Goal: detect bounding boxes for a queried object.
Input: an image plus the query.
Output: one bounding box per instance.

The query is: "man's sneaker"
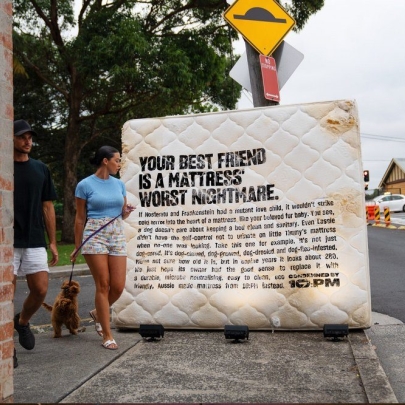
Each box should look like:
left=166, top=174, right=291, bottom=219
left=13, top=349, right=18, bottom=368
left=14, top=313, right=35, bottom=350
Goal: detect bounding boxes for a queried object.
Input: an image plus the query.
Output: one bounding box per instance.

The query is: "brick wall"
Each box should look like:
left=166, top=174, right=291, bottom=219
left=0, top=0, right=14, bottom=402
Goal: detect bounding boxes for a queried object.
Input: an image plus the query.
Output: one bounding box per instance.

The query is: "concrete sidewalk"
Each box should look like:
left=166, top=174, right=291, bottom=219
left=13, top=316, right=402, bottom=403
left=12, top=264, right=403, bottom=403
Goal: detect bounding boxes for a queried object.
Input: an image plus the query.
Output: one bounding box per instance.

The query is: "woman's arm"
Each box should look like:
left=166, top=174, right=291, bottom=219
left=70, top=197, right=87, bottom=262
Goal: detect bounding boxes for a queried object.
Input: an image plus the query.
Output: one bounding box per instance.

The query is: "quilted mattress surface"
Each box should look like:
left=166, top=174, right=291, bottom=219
left=113, top=100, right=371, bottom=330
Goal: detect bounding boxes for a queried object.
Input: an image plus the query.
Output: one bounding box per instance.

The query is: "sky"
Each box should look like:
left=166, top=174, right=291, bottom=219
left=231, top=0, right=405, bottom=189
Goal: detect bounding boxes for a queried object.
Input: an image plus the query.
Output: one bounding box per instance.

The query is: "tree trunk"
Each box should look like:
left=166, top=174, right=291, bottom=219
left=61, top=75, right=83, bottom=243
left=61, top=121, right=81, bottom=243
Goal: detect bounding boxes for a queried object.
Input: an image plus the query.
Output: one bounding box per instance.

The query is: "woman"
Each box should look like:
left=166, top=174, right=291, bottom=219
left=70, top=146, right=134, bottom=350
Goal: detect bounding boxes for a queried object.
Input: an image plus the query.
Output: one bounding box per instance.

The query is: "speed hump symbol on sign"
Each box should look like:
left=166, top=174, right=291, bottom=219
left=224, top=0, right=295, bottom=56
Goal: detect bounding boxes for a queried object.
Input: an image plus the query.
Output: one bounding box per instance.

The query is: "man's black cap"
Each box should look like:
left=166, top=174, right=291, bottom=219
left=14, top=120, right=38, bottom=137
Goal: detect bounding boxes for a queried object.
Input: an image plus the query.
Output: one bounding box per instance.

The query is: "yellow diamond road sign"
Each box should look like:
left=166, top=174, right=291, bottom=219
left=224, top=0, right=295, bottom=56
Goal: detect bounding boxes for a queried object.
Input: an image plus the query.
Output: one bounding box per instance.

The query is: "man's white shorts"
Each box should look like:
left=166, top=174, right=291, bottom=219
left=13, top=248, right=49, bottom=276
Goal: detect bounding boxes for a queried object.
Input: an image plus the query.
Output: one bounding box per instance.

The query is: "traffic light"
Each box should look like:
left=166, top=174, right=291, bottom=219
left=363, top=170, right=369, bottom=182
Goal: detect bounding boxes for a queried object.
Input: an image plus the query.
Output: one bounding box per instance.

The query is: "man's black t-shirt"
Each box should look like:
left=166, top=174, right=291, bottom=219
left=14, top=158, right=57, bottom=248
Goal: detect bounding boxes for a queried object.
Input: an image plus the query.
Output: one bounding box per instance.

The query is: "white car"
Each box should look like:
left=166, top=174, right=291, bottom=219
left=372, top=194, right=405, bottom=213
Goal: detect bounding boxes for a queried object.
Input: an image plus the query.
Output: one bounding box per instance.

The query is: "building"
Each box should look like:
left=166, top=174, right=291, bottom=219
left=378, top=158, right=405, bottom=195
left=0, top=0, right=15, bottom=401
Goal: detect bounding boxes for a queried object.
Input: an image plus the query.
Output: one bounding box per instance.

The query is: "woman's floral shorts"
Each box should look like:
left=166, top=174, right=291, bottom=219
left=81, top=217, right=126, bottom=256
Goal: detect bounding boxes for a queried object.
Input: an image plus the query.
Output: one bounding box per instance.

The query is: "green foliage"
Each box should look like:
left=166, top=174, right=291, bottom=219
left=54, top=201, right=63, bottom=216
left=13, top=0, right=240, bottom=170
left=49, top=243, right=86, bottom=267
left=46, top=231, right=86, bottom=266
left=281, top=0, right=325, bottom=31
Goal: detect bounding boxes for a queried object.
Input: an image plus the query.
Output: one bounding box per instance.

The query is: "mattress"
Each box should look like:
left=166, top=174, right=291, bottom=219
left=113, top=99, right=371, bottom=330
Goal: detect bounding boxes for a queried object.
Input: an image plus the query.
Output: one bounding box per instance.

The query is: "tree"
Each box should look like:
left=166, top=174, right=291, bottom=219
left=13, top=0, right=324, bottom=242
left=13, top=0, right=241, bottom=242
left=284, top=0, right=324, bottom=31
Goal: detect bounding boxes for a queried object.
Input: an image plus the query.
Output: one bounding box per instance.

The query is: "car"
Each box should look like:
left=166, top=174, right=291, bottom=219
left=372, top=194, right=405, bottom=213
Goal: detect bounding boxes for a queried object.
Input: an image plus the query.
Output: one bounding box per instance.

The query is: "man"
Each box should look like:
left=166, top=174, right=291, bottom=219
left=13, top=119, right=59, bottom=364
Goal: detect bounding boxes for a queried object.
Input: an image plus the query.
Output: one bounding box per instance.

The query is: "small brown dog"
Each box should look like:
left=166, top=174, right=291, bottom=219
left=42, top=279, right=81, bottom=338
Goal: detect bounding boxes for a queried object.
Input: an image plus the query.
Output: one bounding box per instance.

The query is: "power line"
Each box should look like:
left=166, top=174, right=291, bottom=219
left=362, top=159, right=392, bottom=162
left=360, top=133, right=405, bottom=142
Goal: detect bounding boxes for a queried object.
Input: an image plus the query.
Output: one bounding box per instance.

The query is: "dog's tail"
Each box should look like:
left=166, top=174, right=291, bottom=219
left=42, top=303, right=53, bottom=312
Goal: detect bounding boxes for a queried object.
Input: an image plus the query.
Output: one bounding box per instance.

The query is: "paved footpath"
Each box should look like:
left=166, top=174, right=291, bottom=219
left=13, top=327, right=398, bottom=403
left=12, top=265, right=404, bottom=403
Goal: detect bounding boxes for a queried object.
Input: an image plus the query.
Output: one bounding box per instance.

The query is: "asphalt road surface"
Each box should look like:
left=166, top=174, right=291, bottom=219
left=367, top=225, right=405, bottom=322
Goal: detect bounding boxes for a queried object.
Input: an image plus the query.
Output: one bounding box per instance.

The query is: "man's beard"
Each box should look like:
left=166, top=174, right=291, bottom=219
left=14, top=147, right=30, bottom=154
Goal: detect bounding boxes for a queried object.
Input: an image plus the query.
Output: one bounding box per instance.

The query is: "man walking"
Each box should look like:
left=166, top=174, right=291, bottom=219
left=13, top=120, right=59, bottom=365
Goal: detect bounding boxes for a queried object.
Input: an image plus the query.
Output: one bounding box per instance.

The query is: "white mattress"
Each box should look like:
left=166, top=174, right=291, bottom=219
left=113, top=100, right=371, bottom=330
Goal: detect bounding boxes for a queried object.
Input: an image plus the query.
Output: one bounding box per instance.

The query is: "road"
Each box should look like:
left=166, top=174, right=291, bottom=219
left=14, top=221, right=405, bottom=328
left=367, top=224, right=405, bottom=322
